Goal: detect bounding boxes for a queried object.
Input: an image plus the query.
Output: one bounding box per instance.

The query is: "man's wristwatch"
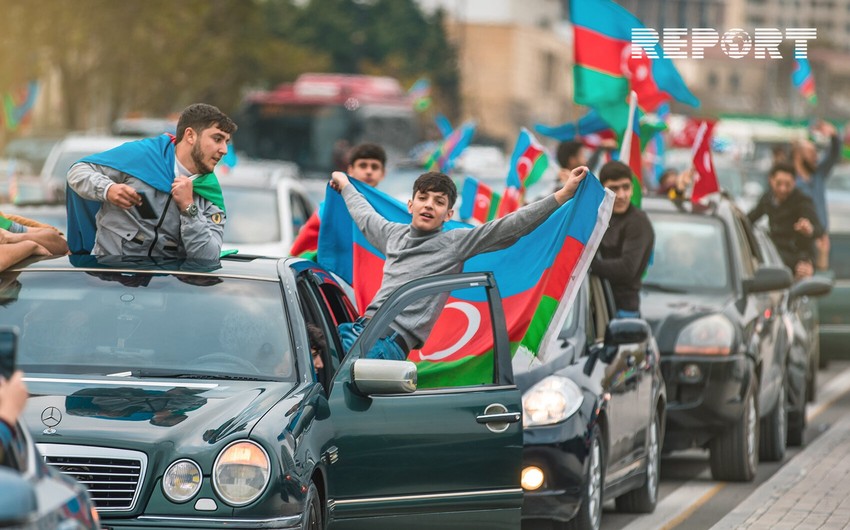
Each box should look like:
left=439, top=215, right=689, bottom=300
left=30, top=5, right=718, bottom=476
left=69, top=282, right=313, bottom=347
left=182, top=203, right=199, bottom=217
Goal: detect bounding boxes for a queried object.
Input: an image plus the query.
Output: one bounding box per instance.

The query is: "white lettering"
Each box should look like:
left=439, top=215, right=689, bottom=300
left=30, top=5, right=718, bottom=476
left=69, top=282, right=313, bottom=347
left=662, top=28, right=689, bottom=59
left=690, top=28, right=719, bottom=59
left=785, top=28, right=817, bottom=58
left=631, top=28, right=659, bottom=59
left=720, top=29, right=752, bottom=59
left=754, top=28, right=783, bottom=59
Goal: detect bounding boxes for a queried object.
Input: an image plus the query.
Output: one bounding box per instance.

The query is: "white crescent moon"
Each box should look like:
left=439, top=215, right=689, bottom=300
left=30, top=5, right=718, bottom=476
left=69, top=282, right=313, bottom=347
left=517, top=156, right=533, bottom=178
left=418, top=302, right=481, bottom=361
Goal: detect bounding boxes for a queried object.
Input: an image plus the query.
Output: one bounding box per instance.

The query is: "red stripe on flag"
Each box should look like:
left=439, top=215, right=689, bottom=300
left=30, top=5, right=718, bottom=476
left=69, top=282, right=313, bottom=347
left=574, top=26, right=627, bottom=76
left=352, top=244, right=384, bottom=314
left=472, top=185, right=493, bottom=223
left=542, top=237, right=585, bottom=300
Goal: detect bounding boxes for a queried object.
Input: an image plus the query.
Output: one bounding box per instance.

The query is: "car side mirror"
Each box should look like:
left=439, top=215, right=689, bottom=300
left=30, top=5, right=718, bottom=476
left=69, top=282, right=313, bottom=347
left=351, top=359, right=417, bottom=395
left=599, top=319, right=650, bottom=364
left=0, top=468, right=38, bottom=527
left=744, top=266, right=793, bottom=294
left=790, top=275, right=833, bottom=299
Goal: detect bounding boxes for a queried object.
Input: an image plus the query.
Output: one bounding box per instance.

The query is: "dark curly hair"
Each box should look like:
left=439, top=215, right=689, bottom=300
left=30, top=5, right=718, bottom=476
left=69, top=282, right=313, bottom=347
left=175, top=103, right=237, bottom=142
left=412, top=171, right=457, bottom=208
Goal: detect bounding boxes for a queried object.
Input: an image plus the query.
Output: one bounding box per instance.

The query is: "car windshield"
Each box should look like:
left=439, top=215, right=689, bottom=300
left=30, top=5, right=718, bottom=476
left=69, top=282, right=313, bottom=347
left=221, top=186, right=281, bottom=244
left=644, top=214, right=731, bottom=292
left=1, top=269, right=296, bottom=381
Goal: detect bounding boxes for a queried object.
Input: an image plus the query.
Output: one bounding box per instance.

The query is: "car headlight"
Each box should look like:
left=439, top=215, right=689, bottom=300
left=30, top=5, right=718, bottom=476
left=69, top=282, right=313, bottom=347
left=522, top=376, right=584, bottom=427
left=674, top=314, right=735, bottom=355
left=162, top=459, right=202, bottom=503
left=213, top=440, right=271, bottom=506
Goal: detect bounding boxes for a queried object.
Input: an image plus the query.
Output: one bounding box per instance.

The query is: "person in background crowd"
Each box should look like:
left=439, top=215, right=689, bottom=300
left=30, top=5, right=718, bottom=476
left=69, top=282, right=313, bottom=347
left=793, top=120, right=840, bottom=270
left=748, top=162, right=822, bottom=279
left=591, top=161, right=655, bottom=317
left=290, top=143, right=387, bottom=259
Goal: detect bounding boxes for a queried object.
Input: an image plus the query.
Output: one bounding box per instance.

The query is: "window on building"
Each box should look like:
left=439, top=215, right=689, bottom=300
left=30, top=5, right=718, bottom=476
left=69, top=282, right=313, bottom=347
left=729, top=72, right=741, bottom=91
left=542, top=51, right=556, bottom=94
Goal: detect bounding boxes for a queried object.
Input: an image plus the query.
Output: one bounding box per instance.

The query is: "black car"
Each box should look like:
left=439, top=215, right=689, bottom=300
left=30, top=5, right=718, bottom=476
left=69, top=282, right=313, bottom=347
left=517, top=275, right=666, bottom=530
left=5, top=255, right=527, bottom=529
left=751, top=228, right=832, bottom=445
left=641, top=196, right=792, bottom=481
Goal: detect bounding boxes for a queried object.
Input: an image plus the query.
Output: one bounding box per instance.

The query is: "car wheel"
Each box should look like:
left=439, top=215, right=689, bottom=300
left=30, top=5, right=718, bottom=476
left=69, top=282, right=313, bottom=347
left=566, top=425, right=604, bottom=530
left=759, top=378, right=787, bottom=462
left=709, top=382, right=758, bottom=482
left=807, top=345, right=818, bottom=403
left=615, top=412, right=660, bottom=513
left=302, top=482, right=323, bottom=530
left=788, top=375, right=807, bottom=447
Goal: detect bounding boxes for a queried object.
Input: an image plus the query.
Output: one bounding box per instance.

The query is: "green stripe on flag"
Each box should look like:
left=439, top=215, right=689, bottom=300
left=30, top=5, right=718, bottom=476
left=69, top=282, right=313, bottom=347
left=0, top=214, right=12, bottom=231
left=519, top=295, right=559, bottom=353
left=417, top=351, right=495, bottom=389
left=631, top=175, right=642, bottom=208
left=526, top=154, right=548, bottom=189
left=573, top=66, right=629, bottom=109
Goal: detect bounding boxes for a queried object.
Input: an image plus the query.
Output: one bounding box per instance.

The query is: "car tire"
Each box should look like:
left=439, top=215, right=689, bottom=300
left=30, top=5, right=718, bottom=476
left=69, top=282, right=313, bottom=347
left=615, top=412, right=660, bottom=514
left=759, top=378, right=787, bottom=462
left=788, top=375, right=807, bottom=447
left=566, top=424, right=604, bottom=530
left=302, top=482, right=323, bottom=530
left=709, top=382, right=758, bottom=482
left=807, top=343, right=818, bottom=403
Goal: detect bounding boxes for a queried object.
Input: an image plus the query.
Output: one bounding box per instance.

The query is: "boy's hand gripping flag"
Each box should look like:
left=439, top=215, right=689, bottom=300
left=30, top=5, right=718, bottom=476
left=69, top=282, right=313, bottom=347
left=318, top=176, right=614, bottom=388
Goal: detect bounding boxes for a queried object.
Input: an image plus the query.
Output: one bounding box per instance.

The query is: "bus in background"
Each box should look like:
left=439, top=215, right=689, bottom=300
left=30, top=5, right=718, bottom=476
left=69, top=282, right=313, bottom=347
left=234, top=73, right=422, bottom=177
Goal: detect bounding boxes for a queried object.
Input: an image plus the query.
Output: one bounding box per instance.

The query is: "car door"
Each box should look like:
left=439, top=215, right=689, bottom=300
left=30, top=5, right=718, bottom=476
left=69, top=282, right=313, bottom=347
left=323, top=272, right=523, bottom=530
left=733, top=213, right=784, bottom=405
left=587, top=277, right=642, bottom=478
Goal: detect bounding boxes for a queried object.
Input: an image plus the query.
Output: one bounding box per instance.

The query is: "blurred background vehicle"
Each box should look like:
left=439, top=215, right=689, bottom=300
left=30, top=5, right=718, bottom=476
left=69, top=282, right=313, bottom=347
left=752, top=227, right=833, bottom=446
left=38, top=135, right=133, bottom=203
left=641, top=195, right=792, bottom=481
left=217, top=159, right=315, bottom=256
left=234, top=73, right=422, bottom=178
left=818, top=164, right=850, bottom=365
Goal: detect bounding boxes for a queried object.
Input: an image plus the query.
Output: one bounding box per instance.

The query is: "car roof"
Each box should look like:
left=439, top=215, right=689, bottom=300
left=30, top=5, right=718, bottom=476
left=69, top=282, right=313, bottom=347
left=10, top=254, right=296, bottom=280
left=642, top=195, right=735, bottom=219
left=55, top=135, right=136, bottom=151
left=216, top=160, right=300, bottom=189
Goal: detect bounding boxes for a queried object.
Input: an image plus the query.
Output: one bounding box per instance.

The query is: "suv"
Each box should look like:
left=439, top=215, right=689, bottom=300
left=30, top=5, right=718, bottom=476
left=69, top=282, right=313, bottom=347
left=641, top=195, right=792, bottom=481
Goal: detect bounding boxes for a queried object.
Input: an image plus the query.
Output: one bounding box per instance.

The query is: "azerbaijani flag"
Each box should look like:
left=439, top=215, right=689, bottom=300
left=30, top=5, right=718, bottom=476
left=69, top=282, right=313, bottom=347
left=423, top=121, right=476, bottom=173
left=792, top=58, right=817, bottom=105
left=571, top=0, right=699, bottom=113
left=1, top=80, right=39, bottom=132
left=508, top=128, right=549, bottom=190
left=408, top=77, right=432, bottom=112
left=459, top=177, right=501, bottom=224
left=619, top=91, right=643, bottom=207
left=535, top=109, right=612, bottom=142
left=317, top=177, right=614, bottom=387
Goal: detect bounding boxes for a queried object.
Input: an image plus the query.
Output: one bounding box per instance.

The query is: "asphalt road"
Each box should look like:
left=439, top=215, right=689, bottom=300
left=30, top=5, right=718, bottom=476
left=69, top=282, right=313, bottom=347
left=600, top=360, right=850, bottom=530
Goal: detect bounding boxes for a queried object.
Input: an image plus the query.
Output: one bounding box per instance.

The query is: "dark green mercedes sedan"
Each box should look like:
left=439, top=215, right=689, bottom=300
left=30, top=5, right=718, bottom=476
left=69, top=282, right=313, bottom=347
left=2, top=255, right=524, bottom=530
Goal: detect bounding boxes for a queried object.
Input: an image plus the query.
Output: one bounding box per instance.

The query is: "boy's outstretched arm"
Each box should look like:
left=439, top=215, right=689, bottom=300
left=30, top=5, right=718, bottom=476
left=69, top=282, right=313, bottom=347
left=455, top=166, right=589, bottom=260
left=554, top=166, right=588, bottom=205
left=328, top=171, right=400, bottom=255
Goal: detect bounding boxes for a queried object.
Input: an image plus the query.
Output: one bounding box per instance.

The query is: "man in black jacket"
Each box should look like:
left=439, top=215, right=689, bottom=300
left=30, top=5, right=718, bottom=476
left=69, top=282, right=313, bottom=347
left=591, top=161, right=655, bottom=317
left=748, top=162, right=823, bottom=279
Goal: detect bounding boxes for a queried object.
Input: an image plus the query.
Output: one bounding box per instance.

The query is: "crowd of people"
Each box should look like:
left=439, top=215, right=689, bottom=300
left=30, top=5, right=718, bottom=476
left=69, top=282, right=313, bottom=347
left=0, top=104, right=844, bottom=455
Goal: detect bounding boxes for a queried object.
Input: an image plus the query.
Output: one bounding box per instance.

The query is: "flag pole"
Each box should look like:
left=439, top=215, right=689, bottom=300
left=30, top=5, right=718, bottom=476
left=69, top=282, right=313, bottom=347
left=619, top=91, right=638, bottom=163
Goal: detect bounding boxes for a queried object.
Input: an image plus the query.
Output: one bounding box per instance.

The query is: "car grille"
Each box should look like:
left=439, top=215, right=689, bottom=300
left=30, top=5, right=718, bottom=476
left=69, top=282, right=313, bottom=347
left=38, top=444, right=147, bottom=512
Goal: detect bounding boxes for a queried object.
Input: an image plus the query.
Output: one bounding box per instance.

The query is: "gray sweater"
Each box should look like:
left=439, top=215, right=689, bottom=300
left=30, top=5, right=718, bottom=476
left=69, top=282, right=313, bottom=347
left=341, top=185, right=561, bottom=350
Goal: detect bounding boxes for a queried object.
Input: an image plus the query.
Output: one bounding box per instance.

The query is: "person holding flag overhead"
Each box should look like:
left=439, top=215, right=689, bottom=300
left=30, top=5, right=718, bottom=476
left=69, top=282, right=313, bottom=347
left=289, top=143, right=387, bottom=259
left=66, top=103, right=236, bottom=260
left=591, top=161, right=655, bottom=318
left=327, top=166, right=590, bottom=361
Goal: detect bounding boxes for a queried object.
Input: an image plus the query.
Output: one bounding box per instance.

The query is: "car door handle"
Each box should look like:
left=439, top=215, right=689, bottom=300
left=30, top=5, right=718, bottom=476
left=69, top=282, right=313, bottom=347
left=476, top=412, right=521, bottom=424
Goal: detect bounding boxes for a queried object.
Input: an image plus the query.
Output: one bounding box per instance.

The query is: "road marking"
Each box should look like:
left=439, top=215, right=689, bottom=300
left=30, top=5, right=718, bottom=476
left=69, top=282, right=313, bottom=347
left=619, top=482, right=725, bottom=530
left=807, top=363, right=850, bottom=421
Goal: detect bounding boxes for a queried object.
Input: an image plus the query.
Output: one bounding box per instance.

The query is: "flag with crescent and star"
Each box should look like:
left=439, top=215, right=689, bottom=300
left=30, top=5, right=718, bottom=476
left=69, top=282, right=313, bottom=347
left=317, top=175, right=613, bottom=387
